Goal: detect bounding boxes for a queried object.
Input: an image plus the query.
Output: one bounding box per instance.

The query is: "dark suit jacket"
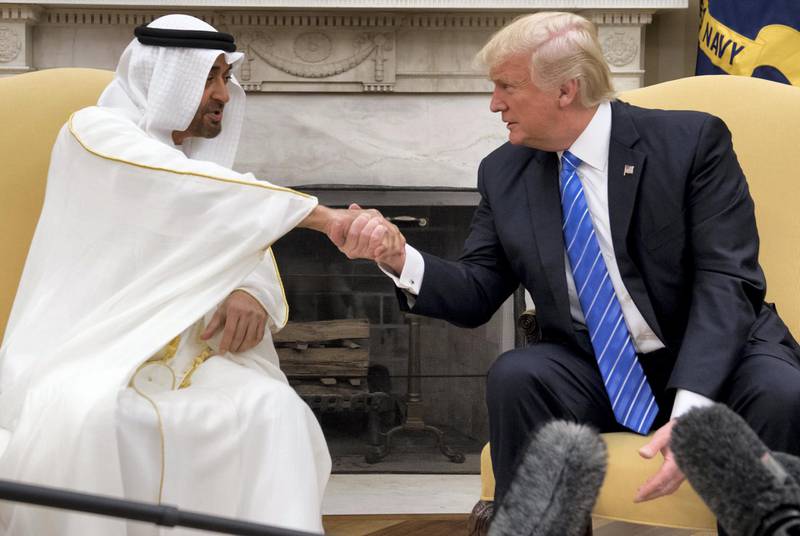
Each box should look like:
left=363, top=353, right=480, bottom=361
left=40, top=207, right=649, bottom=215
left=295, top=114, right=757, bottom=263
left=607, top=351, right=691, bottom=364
left=403, top=100, right=799, bottom=401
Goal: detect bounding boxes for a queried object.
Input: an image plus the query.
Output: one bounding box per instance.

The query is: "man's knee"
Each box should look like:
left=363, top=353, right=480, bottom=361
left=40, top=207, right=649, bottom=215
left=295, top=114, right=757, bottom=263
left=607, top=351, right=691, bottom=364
left=730, top=355, right=800, bottom=410
left=229, top=371, right=309, bottom=421
left=257, top=379, right=305, bottom=409
left=487, top=345, right=562, bottom=408
left=744, top=369, right=800, bottom=420
left=726, top=355, right=800, bottom=452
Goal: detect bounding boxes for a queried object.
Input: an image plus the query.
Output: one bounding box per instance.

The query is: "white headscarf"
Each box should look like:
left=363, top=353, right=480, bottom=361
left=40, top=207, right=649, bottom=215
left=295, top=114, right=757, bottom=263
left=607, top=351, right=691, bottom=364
left=98, top=14, right=246, bottom=168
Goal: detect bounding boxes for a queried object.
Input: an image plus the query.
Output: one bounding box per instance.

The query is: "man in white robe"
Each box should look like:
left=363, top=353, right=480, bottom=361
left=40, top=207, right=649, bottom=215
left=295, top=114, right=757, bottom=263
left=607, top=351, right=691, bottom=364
left=0, top=14, right=363, bottom=535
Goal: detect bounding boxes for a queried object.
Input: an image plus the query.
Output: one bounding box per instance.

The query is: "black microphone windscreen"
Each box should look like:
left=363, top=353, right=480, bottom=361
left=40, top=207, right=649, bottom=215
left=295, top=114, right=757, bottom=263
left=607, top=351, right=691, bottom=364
left=489, top=421, right=607, bottom=536
left=775, top=453, right=800, bottom=484
left=671, top=404, right=800, bottom=536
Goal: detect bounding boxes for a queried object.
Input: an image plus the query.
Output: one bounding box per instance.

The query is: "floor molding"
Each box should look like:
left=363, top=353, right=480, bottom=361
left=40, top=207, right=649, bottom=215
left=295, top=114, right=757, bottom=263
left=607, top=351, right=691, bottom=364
left=323, top=473, right=481, bottom=515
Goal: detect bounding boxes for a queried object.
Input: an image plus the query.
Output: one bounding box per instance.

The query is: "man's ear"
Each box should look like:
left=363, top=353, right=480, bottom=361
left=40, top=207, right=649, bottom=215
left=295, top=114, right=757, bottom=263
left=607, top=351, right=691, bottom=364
left=557, top=78, right=580, bottom=108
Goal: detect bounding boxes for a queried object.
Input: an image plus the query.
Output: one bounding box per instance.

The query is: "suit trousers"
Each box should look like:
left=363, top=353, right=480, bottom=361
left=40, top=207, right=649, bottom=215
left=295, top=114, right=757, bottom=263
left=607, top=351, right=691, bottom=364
left=486, top=341, right=800, bottom=505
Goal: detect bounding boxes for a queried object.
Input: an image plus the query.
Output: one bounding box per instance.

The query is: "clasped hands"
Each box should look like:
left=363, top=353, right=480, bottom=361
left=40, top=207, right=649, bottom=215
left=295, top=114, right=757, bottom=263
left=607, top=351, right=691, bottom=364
left=314, top=203, right=407, bottom=275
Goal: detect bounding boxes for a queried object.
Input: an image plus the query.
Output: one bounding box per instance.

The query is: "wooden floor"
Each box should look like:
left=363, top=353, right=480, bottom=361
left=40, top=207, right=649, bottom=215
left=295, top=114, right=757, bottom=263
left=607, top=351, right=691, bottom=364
left=324, top=514, right=467, bottom=536
left=323, top=514, right=717, bottom=536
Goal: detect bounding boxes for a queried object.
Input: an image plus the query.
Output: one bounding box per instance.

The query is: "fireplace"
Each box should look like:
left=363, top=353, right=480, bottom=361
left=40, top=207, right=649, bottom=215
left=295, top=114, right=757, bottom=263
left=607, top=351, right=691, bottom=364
left=272, top=190, right=511, bottom=470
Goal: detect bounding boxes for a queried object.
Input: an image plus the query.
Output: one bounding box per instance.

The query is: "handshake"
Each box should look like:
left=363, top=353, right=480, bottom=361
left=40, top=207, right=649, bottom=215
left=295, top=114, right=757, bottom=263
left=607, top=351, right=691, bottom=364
left=301, top=203, right=408, bottom=275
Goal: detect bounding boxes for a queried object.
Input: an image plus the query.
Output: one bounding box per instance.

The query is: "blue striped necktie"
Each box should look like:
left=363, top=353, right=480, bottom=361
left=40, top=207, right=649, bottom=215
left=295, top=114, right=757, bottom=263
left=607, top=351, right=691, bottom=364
left=559, top=151, right=658, bottom=434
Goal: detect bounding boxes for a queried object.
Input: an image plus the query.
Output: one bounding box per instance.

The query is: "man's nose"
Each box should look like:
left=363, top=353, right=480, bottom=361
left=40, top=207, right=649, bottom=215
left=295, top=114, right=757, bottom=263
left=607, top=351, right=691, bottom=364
left=212, top=78, right=230, bottom=104
left=489, top=89, right=506, bottom=113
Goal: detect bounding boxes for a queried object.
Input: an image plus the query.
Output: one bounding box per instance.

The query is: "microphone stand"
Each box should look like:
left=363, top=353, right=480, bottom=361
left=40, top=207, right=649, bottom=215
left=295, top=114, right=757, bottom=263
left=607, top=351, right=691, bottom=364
left=0, top=479, right=318, bottom=536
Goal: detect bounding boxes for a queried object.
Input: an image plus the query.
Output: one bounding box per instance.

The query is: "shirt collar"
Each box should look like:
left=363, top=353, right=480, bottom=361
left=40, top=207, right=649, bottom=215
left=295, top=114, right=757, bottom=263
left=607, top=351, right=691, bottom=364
left=560, top=100, right=611, bottom=173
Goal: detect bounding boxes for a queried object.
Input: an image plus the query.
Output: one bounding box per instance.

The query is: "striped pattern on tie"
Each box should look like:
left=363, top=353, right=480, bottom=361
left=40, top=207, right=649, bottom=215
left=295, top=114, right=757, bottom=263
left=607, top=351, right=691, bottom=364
left=559, top=150, right=658, bottom=434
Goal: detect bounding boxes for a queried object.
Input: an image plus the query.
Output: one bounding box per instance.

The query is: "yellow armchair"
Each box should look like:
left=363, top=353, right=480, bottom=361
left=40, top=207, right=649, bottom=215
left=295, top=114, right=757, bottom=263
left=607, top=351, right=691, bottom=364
left=1, top=68, right=114, bottom=341
left=475, top=75, right=800, bottom=532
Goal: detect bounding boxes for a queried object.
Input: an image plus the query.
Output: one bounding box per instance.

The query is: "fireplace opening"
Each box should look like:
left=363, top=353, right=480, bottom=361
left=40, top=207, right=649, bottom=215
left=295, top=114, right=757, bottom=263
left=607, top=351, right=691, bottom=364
left=272, top=199, right=512, bottom=473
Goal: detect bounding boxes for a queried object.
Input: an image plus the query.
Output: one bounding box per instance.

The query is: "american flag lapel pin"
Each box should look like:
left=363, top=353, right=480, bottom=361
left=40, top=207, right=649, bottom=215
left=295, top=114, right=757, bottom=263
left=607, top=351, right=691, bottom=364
left=623, top=164, right=635, bottom=176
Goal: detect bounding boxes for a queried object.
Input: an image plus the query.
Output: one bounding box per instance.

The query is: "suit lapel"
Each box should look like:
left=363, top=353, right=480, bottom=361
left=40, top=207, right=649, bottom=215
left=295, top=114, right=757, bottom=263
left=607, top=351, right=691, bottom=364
left=608, top=141, right=644, bottom=264
left=608, top=101, right=664, bottom=342
left=522, top=151, right=574, bottom=333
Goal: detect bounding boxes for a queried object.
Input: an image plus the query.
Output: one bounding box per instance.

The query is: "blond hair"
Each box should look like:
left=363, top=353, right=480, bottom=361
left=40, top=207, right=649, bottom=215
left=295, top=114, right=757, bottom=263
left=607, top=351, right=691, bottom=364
left=477, top=12, right=615, bottom=107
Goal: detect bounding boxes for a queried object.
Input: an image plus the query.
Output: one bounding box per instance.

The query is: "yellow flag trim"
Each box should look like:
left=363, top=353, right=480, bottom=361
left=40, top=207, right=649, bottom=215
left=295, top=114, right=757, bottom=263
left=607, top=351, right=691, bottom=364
left=698, top=0, right=800, bottom=86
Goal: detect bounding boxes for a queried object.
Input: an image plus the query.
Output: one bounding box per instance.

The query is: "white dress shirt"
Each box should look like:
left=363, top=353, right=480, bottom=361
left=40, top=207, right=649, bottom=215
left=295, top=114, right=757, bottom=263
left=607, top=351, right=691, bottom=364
left=382, top=101, right=712, bottom=420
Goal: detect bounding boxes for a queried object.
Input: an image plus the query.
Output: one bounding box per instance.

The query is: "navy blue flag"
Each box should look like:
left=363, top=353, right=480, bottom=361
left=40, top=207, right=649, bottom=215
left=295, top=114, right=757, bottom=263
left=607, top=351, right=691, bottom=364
left=696, top=0, right=800, bottom=86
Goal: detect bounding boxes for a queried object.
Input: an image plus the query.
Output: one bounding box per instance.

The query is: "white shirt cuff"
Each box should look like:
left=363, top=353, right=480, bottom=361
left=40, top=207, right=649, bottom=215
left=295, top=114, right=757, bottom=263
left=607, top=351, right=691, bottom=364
left=379, top=244, right=424, bottom=307
left=670, top=389, right=715, bottom=420
left=379, top=244, right=424, bottom=294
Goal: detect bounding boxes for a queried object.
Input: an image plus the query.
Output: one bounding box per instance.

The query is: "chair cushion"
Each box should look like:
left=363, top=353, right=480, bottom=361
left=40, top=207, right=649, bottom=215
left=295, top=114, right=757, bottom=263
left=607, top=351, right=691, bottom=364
left=593, top=433, right=715, bottom=530
left=0, top=68, right=113, bottom=340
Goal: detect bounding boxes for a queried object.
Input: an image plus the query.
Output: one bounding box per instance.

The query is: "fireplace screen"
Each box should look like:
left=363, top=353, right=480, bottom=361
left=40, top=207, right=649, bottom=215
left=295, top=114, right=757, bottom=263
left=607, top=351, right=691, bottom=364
left=272, top=202, right=510, bottom=474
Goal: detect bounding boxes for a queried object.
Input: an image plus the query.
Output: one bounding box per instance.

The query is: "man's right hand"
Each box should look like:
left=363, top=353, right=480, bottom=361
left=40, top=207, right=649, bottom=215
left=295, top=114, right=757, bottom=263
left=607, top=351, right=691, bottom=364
left=298, top=204, right=408, bottom=274
left=298, top=205, right=368, bottom=245
left=335, top=203, right=407, bottom=275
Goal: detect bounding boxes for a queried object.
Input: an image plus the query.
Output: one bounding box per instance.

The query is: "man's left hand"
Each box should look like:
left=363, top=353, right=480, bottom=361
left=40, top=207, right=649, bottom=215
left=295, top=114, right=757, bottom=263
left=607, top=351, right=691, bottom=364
left=634, top=419, right=685, bottom=502
left=200, top=290, right=267, bottom=354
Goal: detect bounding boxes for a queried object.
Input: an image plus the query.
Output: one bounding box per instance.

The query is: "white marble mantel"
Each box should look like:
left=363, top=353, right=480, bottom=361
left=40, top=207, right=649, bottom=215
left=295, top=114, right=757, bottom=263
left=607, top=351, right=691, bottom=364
left=1, top=0, right=687, bottom=188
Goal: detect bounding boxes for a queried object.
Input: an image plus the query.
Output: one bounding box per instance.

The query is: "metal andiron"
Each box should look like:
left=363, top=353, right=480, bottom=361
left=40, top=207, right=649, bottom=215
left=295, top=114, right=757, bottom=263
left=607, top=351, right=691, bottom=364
left=366, top=313, right=465, bottom=464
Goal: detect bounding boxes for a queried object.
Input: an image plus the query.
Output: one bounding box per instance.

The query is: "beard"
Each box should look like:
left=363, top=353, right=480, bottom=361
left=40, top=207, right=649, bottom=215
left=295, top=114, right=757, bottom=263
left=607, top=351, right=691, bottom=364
left=185, top=104, right=224, bottom=139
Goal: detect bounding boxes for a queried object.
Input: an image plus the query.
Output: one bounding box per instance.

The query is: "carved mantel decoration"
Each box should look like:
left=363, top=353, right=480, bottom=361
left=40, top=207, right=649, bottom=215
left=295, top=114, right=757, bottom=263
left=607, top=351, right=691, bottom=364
left=0, top=26, right=22, bottom=62
left=603, top=30, right=639, bottom=66
left=235, top=22, right=397, bottom=92
left=2, top=1, right=687, bottom=91
left=0, top=4, right=39, bottom=75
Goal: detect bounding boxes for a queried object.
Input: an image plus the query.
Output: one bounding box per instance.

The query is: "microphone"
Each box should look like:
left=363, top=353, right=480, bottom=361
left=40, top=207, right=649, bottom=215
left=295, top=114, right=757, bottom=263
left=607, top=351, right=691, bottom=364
left=489, top=421, right=607, bottom=536
left=774, top=452, right=800, bottom=485
left=671, top=403, right=800, bottom=536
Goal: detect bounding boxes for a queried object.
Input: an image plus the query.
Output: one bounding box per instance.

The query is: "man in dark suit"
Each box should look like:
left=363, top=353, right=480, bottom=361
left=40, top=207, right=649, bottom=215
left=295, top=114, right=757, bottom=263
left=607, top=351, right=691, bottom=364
left=335, top=10, right=800, bottom=510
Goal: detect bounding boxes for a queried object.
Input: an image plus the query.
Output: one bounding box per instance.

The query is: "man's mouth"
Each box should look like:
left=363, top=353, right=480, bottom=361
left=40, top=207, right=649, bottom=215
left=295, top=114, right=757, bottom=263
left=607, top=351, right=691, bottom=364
left=206, top=109, right=223, bottom=122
